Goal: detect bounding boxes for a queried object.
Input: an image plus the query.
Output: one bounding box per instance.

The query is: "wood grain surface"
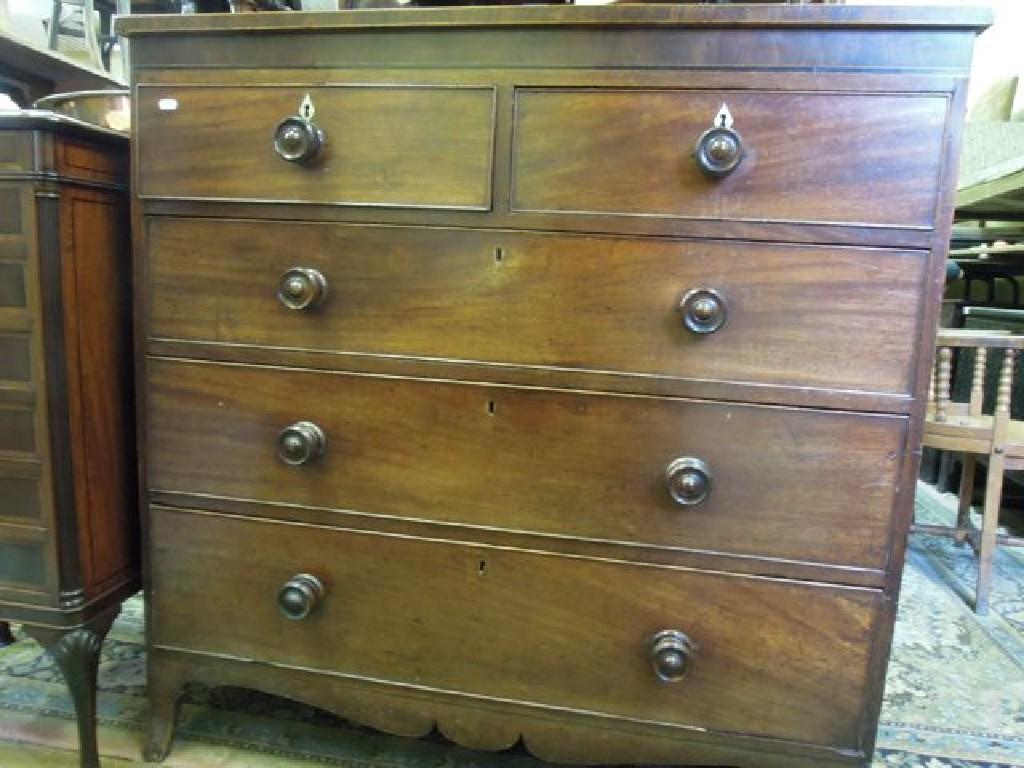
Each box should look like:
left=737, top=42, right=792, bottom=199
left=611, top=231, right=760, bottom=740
left=146, top=358, right=906, bottom=569
left=137, top=86, right=495, bottom=209
left=58, top=185, right=137, bottom=600
left=150, top=504, right=880, bottom=749
left=513, top=89, right=948, bottom=229
left=121, top=5, right=989, bottom=765
left=147, top=218, right=926, bottom=397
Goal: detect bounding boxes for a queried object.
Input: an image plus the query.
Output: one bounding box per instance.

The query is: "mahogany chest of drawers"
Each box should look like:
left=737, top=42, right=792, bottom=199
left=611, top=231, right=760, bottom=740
left=119, top=6, right=990, bottom=767
left=0, top=112, right=137, bottom=768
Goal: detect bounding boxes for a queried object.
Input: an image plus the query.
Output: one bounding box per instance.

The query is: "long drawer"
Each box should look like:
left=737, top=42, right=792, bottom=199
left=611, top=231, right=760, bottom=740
left=512, top=88, right=947, bottom=229
left=150, top=505, right=880, bottom=750
left=147, top=358, right=905, bottom=570
left=146, top=218, right=926, bottom=398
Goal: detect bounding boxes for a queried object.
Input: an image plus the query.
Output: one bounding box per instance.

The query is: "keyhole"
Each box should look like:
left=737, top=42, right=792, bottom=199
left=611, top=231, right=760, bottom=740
left=494, top=246, right=504, bottom=263
left=715, top=103, right=732, bottom=129
left=478, top=560, right=487, bottom=575
left=487, top=400, right=497, bottom=415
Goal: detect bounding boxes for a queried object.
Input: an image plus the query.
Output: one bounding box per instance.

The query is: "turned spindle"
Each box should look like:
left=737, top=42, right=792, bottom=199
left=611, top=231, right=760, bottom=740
left=935, top=346, right=952, bottom=422
left=969, top=346, right=987, bottom=417
left=928, top=356, right=937, bottom=406
left=996, top=348, right=1015, bottom=416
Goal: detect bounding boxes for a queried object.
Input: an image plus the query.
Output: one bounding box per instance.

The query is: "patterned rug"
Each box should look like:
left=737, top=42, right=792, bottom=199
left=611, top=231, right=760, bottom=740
left=1, top=483, right=1022, bottom=767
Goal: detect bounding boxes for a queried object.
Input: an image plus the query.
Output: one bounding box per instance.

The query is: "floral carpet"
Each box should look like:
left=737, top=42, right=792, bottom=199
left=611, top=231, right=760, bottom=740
left=1, top=483, right=1022, bottom=767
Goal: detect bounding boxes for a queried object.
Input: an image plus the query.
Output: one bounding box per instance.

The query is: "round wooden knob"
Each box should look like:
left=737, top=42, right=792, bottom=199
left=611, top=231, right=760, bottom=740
left=679, top=288, right=727, bottom=335
left=694, top=125, right=743, bottom=178
left=276, top=421, right=327, bottom=466
left=277, top=573, right=325, bottom=621
left=649, top=629, right=698, bottom=683
left=273, top=116, right=324, bottom=164
left=666, top=457, right=712, bottom=506
left=278, top=267, right=327, bottom=311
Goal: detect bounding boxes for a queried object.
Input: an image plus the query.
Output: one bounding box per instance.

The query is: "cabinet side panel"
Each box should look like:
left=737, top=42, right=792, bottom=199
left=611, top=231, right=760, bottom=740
left=60, top=181, right=137, bottom=598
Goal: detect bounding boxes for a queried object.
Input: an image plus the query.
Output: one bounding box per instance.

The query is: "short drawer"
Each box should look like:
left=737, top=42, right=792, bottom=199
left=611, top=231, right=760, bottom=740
left=513, top=89, right=947, bottom=229
left=136, top=85, right=495, bottom=209
left=147, top=218, right=926, bottom=398
left=151, top=506, right=879, bottom=749
left=0, top=539, right=46, bottom=589
left=0, top=334, right=30, bottom=381
left=0, top=472, right=41, bottom=523
left=0, top=185, right=29, bottom=261
left=0, top=132, right=32, bottom=174
left=0, top=405, right=35, bottom=454
left=0, top=261, right=27, bottom=309
left=147, top=359, right=905, bottom=570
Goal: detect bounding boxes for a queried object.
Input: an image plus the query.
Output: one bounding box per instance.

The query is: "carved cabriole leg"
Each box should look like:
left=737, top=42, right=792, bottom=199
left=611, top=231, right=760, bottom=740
left=0, top=621, right=14, bottom=647
left=24, top=607, right=118, bottom=768
left=143, top=656, right=188, bottom=763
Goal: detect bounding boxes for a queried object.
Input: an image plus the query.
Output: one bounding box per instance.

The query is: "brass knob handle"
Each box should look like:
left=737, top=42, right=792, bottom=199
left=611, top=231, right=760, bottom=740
left=276, top=421, right=327, bottom=466
left=278, top=267, right=327, bottom=311
left=277, top=573, right=325, bottom=621
left=666, top=457, right=713, bottom=506
left=679, top=288, right=726, bottom=335
left=273, top=116, right=324, bottom=164
left=649, top=629, right=698, bottom=683
left=695, top=125, right=743, bottom=178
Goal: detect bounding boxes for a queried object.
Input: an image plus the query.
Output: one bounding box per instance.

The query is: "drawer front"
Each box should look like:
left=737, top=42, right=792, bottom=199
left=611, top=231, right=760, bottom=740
left=57, top=137, right=130, bottom=187
left=137, top=86, right=495, bottom=209
left=0, top=540, right=46, bottom=588
left=0, top=405, right=35, bottom=454
left=513, top=89, right=947, bottom=229
left=0, top=474, right=40, bottom=523
left=0, top=185, right=29, bottom=262
left=147, top=359, right=904, bottom=569
left=0, top=132, right=32, bottom=174
left=0, top=261, right=26, bottom=308
left=151, top=506, right=878, bottom=748
left=147, top=218, right=925, bottom=397
left=0, top=334, right=30, bottom=381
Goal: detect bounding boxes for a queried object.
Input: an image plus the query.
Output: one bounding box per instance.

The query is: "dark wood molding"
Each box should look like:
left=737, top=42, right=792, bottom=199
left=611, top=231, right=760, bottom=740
left=116, top=5, right=993, bottom=35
